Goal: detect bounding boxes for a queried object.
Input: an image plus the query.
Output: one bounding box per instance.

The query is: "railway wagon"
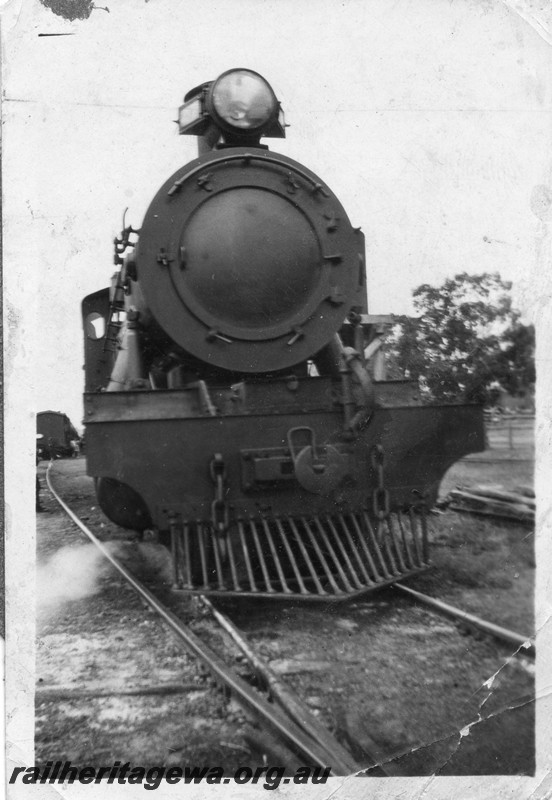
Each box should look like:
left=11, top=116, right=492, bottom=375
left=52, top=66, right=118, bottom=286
left=37, top=411, right=80, bottom=459
left=82, top=68, right=485, bottom=600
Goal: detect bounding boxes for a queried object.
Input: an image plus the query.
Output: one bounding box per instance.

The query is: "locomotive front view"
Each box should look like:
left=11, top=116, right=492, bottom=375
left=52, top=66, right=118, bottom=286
left=82, top=69, right=484, bottom=599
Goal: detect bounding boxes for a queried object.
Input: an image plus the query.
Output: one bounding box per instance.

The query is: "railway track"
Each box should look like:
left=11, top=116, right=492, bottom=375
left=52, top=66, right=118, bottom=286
left=393, top=583, right=534, bottom=660
left=45, top=464, right=363, bottom=776
left=41, top=461, right=536, bottom=776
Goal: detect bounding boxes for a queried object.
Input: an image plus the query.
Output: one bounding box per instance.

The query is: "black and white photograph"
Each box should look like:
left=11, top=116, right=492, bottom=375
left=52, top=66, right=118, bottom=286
left=3, top=0, right=551, bottom=797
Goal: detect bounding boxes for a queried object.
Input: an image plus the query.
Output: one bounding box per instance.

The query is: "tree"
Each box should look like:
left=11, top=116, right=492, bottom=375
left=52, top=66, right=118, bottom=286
left=387, top=272, right=535, bottom=405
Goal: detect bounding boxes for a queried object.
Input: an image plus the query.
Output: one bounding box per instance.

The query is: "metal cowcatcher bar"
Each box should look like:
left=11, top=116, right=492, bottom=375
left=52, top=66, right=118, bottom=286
left=170, top=508, right=430, bottom=600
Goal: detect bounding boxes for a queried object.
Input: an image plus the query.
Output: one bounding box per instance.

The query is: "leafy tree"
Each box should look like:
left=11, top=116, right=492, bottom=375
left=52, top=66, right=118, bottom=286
left=387, top=272, right=535, bottom=405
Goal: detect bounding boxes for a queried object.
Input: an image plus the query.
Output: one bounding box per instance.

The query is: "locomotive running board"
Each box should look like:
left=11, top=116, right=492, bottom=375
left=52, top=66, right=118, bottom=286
left=169, top=509, right=430, bottom=601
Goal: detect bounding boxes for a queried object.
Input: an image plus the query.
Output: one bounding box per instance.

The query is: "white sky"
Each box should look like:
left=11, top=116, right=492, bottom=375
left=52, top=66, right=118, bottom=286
left=3, top=0, right=552, bottom=435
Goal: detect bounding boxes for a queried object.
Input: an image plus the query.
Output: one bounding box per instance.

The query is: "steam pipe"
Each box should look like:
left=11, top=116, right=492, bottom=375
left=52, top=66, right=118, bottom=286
left=106, top=312, right=148, bottom=391
left=316, top=335, right=375, bottom=432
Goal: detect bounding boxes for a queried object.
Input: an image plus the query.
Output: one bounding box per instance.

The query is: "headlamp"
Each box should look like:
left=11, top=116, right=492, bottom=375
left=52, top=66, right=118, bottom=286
left=208, top=69, right=277, bottom=133
left=177, top=69, right=285, bottom=141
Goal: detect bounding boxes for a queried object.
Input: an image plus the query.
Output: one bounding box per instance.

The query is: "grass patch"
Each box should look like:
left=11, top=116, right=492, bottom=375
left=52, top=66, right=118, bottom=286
left=411, top=449, right=535, bottom=632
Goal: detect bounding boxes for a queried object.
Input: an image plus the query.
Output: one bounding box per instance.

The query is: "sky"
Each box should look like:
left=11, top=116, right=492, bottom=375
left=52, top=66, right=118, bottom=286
left=3, top=0, right=552, bottom=437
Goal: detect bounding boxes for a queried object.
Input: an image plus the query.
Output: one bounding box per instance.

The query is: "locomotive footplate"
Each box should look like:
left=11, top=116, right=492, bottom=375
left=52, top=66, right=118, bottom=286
left=168, top=507, right=429, bottom=601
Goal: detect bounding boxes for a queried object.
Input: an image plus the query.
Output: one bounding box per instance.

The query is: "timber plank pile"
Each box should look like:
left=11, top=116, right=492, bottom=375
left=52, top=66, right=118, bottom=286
left=445, top=484, right=535, bottom=525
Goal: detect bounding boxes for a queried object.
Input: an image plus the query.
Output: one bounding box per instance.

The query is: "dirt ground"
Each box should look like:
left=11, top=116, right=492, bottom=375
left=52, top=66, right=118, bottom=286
left=35, top=447, right=535, bottom=776
left=35, top=506, right=266, bottom=771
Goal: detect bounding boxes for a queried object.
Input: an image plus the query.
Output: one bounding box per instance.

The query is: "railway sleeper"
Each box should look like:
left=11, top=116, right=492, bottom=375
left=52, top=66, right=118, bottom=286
left=169, top=509, right=430, bottom=600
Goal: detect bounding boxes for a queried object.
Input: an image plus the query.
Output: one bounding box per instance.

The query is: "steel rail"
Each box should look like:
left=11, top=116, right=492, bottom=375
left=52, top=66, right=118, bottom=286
left=200, top=596, right=366, bottom=775
left=394, top=583, right=535, bottom=659
left=45, top=465, right=354, bottom=775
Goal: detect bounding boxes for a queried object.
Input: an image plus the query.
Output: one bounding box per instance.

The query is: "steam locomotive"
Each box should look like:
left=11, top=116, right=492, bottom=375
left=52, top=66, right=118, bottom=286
left=82, top=69, right=484, bottom=600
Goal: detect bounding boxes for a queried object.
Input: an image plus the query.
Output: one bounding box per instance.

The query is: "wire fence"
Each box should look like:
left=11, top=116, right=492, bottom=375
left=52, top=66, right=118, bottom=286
left=485, top=415, right=535, bottom=451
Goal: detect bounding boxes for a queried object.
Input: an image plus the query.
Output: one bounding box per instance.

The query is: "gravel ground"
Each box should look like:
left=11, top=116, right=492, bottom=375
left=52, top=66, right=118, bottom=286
left=35, top=455, right=535, bottom=775
left=36, top=471, right=263, bottom=770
